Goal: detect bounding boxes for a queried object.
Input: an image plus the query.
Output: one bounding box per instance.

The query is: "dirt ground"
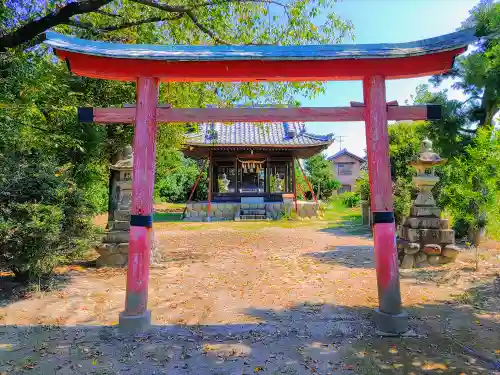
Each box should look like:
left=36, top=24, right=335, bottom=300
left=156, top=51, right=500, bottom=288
left=1, top=222, right=499, bottom=374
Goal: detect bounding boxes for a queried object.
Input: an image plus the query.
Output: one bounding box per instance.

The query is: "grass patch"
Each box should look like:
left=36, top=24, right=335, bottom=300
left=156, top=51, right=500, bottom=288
left=153, top=212, right=183, bottom=222
left=486, top=207, right=500, bottom=241
left=153, top=199, right=366, bottom=233
left=321, top=199, right=367, bottom=234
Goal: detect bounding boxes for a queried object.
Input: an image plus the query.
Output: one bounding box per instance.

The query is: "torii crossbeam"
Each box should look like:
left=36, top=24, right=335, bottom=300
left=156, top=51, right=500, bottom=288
left=45, top=28, right=478, bottom=335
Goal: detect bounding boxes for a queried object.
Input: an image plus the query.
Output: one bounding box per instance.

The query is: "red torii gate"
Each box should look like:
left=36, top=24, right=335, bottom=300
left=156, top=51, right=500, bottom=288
left=44, top=29, right=477, bottom=334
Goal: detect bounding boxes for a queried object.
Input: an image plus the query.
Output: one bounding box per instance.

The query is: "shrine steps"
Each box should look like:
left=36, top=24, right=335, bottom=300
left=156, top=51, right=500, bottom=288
left=241, top=209, right=266, bottom=215
left=239, top=214, right=267, bottom=221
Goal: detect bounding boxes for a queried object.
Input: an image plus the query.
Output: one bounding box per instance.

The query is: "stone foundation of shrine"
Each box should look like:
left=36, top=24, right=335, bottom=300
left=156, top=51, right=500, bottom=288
left=183, top=201, right=320, bottom=221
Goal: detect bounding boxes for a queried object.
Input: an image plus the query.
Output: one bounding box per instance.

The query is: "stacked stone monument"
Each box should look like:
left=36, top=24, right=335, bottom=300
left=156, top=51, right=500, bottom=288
left=398, top=139, right=460, bottom=269
left=95, top=146, right=133, bottom=267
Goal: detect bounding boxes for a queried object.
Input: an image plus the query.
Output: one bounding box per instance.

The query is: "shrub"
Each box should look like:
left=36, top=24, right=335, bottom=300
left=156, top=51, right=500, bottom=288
left=393, top=177, right=415, bottom=225
left=155, top=155, right=208, bottom=203
left=340, top=192, right=360, bottom=208
left=0, top=151, right=96, bottom=281
left=320, top=178, right=341, bottom=200
left=355, top=172, right=370, bottom=199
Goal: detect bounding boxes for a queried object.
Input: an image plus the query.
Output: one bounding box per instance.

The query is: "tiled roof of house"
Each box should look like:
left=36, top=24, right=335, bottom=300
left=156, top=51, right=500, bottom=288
left=328, top=148, right=365, bottom=162
left=44, top=28, right=476, bottom=61
left=184, top=122, right=334, bottom=147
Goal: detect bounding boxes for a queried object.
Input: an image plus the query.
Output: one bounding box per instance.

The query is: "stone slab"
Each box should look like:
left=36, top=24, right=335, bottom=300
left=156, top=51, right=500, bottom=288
left=95, top=243, right=117, bottom=256
left=401, top=227, right=454, bottom=245
left=103, top=231, right=130, bottom=243
left=117, top=243, right=129, bottom=253
left=410, top=206, right=441, bottom=218
left=112, top=220, right=130, bottom=231
left=96, top=252, right=127, bottom=267
left=241, top=197, right=264, bottom=204
left=117, top=181, right=132, bottom=190
left=440, top=219, right=450, bottom=229
left=114, top=210, right=130, bottom=221
left=413, top=191, right=436, bottom=207
left=404, top=217, right=441, bottom=229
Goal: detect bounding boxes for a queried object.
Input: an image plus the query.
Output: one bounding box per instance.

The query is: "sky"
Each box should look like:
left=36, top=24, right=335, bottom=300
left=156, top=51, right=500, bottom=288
left=303, top=0, right=478, bottom=157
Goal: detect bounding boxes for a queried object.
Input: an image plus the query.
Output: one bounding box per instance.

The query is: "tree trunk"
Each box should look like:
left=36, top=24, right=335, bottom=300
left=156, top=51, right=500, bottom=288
left=468, top=225, right=486, bottom=247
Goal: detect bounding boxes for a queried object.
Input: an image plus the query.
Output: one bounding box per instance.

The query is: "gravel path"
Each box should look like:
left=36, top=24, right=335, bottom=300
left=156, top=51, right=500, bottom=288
left=1, top=224, right=499, bottom=374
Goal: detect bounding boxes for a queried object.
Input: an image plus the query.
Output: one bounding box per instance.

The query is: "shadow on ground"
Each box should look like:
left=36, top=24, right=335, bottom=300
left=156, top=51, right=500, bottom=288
left=0, top=274, right=72, bottom=308
left=1, top=297, right=499, bottom=375
left=306, top=245, right=375, bottom=269
left=320, top=214, right=372, bottom=238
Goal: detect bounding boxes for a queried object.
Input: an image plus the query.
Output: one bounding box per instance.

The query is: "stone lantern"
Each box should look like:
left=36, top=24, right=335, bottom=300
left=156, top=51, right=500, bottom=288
left=397, top=139, right=460, bottom=268
left=410, top=138, right=446, bottom=208
left=96, top=146, right=133, bottom=267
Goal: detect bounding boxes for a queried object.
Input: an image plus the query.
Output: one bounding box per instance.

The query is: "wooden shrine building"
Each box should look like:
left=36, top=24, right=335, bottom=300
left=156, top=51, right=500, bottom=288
left=182, top=121, right=333, bottom=203
left=44, top=28, right=479, bottom=335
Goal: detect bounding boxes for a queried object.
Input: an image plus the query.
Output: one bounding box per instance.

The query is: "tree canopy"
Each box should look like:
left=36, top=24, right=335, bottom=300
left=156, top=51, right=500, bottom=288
left=430, top=0, right=499, bottom=129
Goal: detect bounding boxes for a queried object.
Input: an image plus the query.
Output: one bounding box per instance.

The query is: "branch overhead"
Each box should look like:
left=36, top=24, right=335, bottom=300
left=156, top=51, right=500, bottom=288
left=0, top=0, right=113, bottom=51
left=1, top=0, right=289, bottom=50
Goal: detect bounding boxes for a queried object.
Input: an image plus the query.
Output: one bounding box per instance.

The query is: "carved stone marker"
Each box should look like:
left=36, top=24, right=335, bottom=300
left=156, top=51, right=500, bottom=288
left=96, top=146, right=133, bottom=267
left=398, top=139, right=460, bottom=268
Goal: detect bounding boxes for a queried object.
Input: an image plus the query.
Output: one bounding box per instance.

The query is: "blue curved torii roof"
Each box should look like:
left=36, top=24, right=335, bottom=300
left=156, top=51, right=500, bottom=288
left=43, top=28, right=477, bottom=62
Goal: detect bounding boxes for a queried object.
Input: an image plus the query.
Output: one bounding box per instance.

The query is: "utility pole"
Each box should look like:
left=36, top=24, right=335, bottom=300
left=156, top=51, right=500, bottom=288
left=336, top=135, right=347, bottom=151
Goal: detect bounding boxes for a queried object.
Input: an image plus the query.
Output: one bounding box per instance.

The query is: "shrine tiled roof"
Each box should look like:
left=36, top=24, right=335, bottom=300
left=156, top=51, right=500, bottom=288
left=184, top=122, right=334, bottom=148
left=44, top=28, right=477, bottom=62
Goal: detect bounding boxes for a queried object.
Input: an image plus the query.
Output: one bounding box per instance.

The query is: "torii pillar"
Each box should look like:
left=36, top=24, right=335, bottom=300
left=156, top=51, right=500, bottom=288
left=118, top=77, right=159, bottom=332
left=364, top=76, right=407, bottom=334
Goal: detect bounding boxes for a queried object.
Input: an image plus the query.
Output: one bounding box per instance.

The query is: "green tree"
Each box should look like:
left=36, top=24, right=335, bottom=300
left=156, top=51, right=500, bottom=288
left=430, top=1, right=500, bottom=129
left=302, top=153, right=340, bottom=200
left=413, top=85, right=475, bottom=157
left=439, top=127, right=500, bottom=243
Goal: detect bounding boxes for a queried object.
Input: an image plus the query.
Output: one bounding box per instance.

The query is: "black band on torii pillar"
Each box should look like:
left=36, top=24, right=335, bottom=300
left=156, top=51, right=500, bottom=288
left=130, top=214, right=153, bottom=228
left=78, top=107, right=94, bottom=123
left=372, top=211, right=395, bottom=224
left=426, top=104, right=442, bottom=120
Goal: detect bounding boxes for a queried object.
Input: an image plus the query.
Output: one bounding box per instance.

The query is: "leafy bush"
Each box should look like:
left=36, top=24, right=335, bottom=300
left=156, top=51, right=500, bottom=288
left=438, top=128, right=500, bottom=237
left=0, top=151, right=96, bottom=281
left=155, top=154, right=208, bottom=203
left=320, top=178, right=341, bottom=200
left=355, top=172, right=370, bottom=199
left=393, top=177, right=415, bottom=225
left=340, top=192, right=360, bottom=208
